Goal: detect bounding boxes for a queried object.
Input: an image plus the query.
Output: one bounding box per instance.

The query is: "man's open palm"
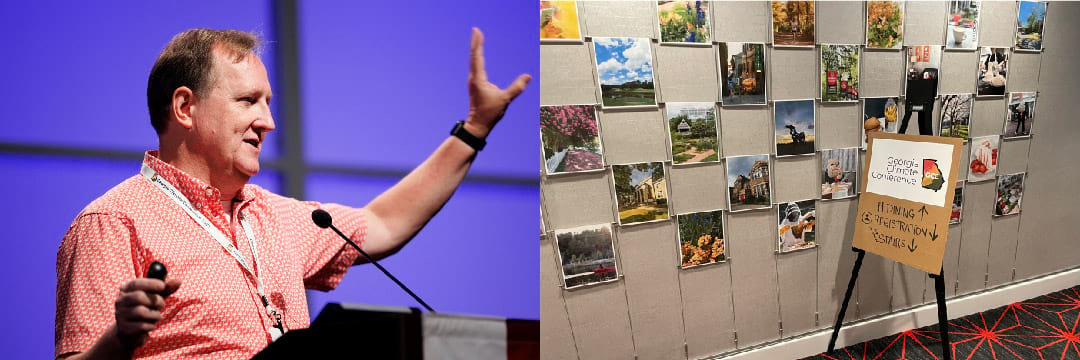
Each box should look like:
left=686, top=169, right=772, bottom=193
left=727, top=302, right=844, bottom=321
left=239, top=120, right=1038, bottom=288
left=466, top=27, right=531, bottom=137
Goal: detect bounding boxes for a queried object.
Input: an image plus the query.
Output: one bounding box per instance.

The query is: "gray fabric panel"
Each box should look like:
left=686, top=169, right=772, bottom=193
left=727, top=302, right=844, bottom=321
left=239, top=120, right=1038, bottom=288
left=890, top=263, right=927, bottom=311
left=777, top=249, right=819, bottom=338
left=958, top=142, right=970, bottom=180
left=727, top=210, right=781, bottom=347
left=541, top=43, right=599, bottom=106
left=719, top=106, right=772, bottom=156
left=679, top=263, right=737, bottom=358
left=541, top=172, right=614, bottom=230
left=977, top=1, right=1018, bottom=48
left=713, top=1, right=770, bottom=43
left=815, top=198, right=859, bottom=330
left=769, top=47, right=818, bottom=100
left=987, top=215, right=1021, bottom=287
left=943, top=224, right=963, bottom=298
left=997, top=138, right=1030, bottom=175
left=855, top=254, right=895, bottom=319
left=1007, top=52, right=1042, bottom=92
left=904, top=1, right=947, bottom=46
left=598, top=109, right=668, bottom=164
left=581, top=1, right=657, bottom=39
left=938, top=50, right=978, bottom=94
left=669, top=162, right=727, bottom=214
left=563, top=282, right=636, bottom=360
left=817, top=103, right=861, bottom=150
left=956, top=180, right=994, bottom=295
left=616, top=222, right=687, bottom=360
left=772, top=156, right=819, bottom=203
left=816, top=1, right=865, bottom=45
left=971, top=98, right=1006, bottom=138
left=655, top=45, right=720, bottom=102
left=860, top=50, right=904, bottom=97
left=540, top=237, right=579, bottom=360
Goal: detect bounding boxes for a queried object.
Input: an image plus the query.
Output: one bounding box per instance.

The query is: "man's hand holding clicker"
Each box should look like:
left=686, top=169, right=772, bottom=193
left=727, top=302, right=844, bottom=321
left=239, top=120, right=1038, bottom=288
left=113, top=277, right=181, bottom=350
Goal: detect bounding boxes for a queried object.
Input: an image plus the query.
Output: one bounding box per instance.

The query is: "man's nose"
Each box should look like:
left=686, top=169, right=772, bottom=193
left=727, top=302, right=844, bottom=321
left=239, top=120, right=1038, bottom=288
left=255, top=102, right=275, bottom=133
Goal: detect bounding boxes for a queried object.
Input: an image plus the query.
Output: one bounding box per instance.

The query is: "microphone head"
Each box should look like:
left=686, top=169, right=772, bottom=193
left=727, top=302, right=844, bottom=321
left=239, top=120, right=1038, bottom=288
left=312, top=209, right=333, bottom=228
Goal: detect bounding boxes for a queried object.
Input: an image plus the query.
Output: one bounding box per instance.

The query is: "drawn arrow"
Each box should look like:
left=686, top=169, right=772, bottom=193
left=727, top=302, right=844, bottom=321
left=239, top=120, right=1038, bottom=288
left=929, top=224, right=938, bottom=241
left=918, top=205, right=929, bottom=220
left=907, top=237, right=918, bottom=253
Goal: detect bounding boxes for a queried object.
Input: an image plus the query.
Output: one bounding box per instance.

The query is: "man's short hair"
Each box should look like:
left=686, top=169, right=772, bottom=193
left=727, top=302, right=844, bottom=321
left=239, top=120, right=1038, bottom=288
left=146, top=29, right=262, bottom=134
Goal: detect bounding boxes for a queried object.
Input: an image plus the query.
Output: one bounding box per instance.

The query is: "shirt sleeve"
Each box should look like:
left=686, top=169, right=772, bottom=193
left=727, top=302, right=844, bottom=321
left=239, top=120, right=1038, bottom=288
left=55, top=212, right=139, bottom=357
left=300, top=201, right=367, bottom=292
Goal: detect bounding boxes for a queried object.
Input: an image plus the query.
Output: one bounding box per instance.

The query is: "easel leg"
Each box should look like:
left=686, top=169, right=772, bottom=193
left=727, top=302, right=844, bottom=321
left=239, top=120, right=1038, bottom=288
left=930, top=267, right=951, bottom=360
left=827, top=249, right=866, bottom=353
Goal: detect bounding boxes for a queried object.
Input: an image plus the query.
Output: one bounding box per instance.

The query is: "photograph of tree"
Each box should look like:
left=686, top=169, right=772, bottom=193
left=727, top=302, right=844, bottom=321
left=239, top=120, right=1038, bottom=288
left=778, top=199, right=816, bottom=253
left=718, top=42, right=767, bottom=105
left=774, top=99, right=816, bottom=156
left=726, top=155, right=772, bottom=212
left=666, top=102, right=719, bottom=165
left=977, top=47, right=1008, bottom=96
left=865, top=1, right=904, bottom=49
left=945, top=0, right=980, bottom=50
left=541, top=1, right=581, bottom=41
left=1004, top=92, right=1037, bottom=138
left=951, top=180, right=964, bottom=224
left=677, top=210, right=726, bottom=268
left=968, top=135, right=999, bottom=182
left=821, top=148, right=858, bottom=200
left=939, top=93, right=973, bottom=139
left=862, top=97, right=901, bottom=148
left=658, top=1, right=711, bottom=44
left=994, top=173, right=1025, bottom=216
left=612, top=162, right=669, bottom=225
left=1015, top=1, right=1046, bottom=51
left=771, top=1, right=815, bottom=46
left=541, top=105, right=604, bottom=175
left=820, top=44, right=860, bottom=102
left=555, top=224, right=619, bottom=289
left=593, top=37, right=657, bottom=108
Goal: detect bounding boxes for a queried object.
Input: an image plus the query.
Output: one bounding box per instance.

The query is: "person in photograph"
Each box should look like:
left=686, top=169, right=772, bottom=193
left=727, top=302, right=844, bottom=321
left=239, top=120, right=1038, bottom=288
left=779, top=202, right=815, bottom=252
left=822, top=157, right=854, bottom=198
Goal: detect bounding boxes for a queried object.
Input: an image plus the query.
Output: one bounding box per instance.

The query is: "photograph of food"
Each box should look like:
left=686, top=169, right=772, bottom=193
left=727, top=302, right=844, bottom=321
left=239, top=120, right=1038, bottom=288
left=968, top=135, right=999, bottom=182
left=778, top=199, right=817, bottom=253
left=865, top=1, right=904, bottom=49
left=945, top=0, right=980, bottom=50
left=976, top=47, right=1008, bottom=97
left=677, top=210, right=726, bottom=268
left=862, top=97, right=901, bottom=148
left=994, top=172, right=1025, bottom=217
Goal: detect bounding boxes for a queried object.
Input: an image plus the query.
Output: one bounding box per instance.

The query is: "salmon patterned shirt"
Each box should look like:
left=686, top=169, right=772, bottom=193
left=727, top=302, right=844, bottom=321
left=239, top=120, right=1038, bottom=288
left=56, top=151, right=367, bottom=359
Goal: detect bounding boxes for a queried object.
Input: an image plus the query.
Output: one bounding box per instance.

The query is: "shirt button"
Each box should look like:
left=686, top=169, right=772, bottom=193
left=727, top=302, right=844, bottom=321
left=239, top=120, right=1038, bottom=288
left=205, top=188, right=214, bottom=196
left=195, top=203, right=203, bottom=210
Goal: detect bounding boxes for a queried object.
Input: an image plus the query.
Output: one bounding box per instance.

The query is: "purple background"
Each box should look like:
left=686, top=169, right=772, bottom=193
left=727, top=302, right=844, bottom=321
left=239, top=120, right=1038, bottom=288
left=0, top=1, right=537, bottom=357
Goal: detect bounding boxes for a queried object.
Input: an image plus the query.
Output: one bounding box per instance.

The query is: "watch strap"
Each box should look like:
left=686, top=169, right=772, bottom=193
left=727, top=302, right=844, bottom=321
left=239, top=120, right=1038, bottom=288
left=451, top=120, right=486, bottom=151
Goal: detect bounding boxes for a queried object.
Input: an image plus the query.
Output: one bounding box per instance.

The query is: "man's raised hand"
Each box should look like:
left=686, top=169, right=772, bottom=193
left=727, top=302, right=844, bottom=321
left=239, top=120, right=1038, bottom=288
left=464, top=27, right=531, bottom=139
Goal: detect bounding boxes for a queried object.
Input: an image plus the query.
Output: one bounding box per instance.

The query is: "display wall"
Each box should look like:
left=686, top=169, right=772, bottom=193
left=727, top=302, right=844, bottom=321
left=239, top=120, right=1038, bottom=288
left=539, top=2, right=1079, bottom=359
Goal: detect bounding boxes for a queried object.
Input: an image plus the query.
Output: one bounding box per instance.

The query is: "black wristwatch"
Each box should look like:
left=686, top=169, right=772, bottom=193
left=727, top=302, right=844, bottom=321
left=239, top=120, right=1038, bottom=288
left=450, top=120, right=486, bottom=151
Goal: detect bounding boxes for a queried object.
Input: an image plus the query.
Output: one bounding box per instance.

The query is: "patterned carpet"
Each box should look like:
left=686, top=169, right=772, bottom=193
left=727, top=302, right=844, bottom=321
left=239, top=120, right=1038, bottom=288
left=801, top=284, right=1080, bottom=360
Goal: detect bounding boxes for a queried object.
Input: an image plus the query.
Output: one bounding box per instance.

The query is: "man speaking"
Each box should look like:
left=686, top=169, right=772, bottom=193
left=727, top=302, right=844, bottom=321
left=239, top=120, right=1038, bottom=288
left=54, top=28, right=529, bottom=359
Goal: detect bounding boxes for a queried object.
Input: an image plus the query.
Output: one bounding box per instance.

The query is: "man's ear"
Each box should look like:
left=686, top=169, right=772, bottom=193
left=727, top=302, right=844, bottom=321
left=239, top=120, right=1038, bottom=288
left=171, top=86, right=196, bottom=130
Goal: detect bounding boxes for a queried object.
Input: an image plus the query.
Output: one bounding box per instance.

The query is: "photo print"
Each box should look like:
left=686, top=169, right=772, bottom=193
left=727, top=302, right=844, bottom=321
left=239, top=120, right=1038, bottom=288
left=1004, top=92, right=1037, bottom=138
left=820, top=44, right=860, bottom=102
left=994, top=172, right=1025, bottom=217
left=945, top=0, right=980, bottom=50
left=1015, top=1, right=1047, bottom=51
left=968, top=135, right=999, bottom=182
left=865, top=1, right=904, bottom=49
left=977, top=47, right=1008, bottom=97
left=541, top=1, right=582, bottom=41
left=726, top=154, right=772, bottom=212
left=677, top=210, right=726, bottom=268
left=593, top=37, right=657, bottom=108
left=718, top=42, right=768, bottom=106
left=771, top=1, right=815, bottom=47
left=862, top=97, right=901, bottom=148
left=778, top=199, right=817, bottom=253
left=555, top=224, right=619, bottom=289
left=658, top=1, right=711, bottom=44
left=821, top=148, right=858, bottom=200
left=938, top=94, right=973, bottom=140
left=612, top=162, right=670, bottom=225
left=666, top=102, right=719, bottom=165
left=541, top=105, right=604, bottom=174
left=951, top=180, right=964, bottom=224
left=774, top=99, right=816, bottom=156
left=902, top=45, right=942, bottom=135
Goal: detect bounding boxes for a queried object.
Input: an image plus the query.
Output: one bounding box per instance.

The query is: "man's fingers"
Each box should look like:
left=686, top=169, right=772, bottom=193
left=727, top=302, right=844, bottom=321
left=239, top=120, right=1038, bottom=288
left=121, top=278, right=166, bottom=293
left=161, top=278, right=182, bottom=298
left=118, top=290, right=155, bottom=308
left=470, top=27, right=487, bottom=82
left=129, top=306, right=163, bottom=323
left=503, top=74, right=531, bottom=101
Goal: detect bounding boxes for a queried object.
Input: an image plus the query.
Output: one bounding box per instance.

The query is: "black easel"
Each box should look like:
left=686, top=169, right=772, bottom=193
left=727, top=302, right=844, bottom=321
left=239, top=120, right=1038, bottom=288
left=827, top=248, right=952, bottom=360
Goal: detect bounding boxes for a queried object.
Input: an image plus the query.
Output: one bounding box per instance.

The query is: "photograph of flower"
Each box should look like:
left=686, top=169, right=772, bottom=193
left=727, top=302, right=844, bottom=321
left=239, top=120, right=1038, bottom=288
left=865, top=1, right=904, bottom=49
left=666, top=102, right=719, bottom=165
left=541, top=1, right=582, bottom=41
left=541, top=105, right=604, bottom=175
left=939, top=93, right=973, bottom=139
left=820, top=44, right=860, bottom=102
left=1004, top=92, right=1036, bottom=138
left=862, top=97, right=901, bottom=148
left=726, top=155, right=772, bottom=212
left=977, top=47, right=1008, bottom=97
left=951, top=180, right=964, bottom=224
left=774, top=99, right=816, bottom=157
left=968, top=135, right=999, bottom=182
left=658, top=1, right=711, bottom=44
left=677, top=210, right=726, bottom=268
left=945, top=0, right=980, bottom=50
left=719, top=42, right=768, bottom=106
left=612, top=162, right=669, bottom=225
left=821, top=148, right=858, bottom=200
left=1015, top=1, right=1046, bottom=51
left=593, top=37, right=657, bottom=108
left=771, top=1, right=816, bottom=47
left=994, top=172, right=1025, bottom=216
left=778, top=199, right=817, bottom=253
left=555, top=224, right=619, bottom=289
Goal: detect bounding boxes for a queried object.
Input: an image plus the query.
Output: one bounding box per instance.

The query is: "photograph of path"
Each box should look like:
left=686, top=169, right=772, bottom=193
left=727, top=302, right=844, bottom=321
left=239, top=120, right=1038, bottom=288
left=541, top=105, right=604, bottom=174
left=666, top=102, right=718, bottom=165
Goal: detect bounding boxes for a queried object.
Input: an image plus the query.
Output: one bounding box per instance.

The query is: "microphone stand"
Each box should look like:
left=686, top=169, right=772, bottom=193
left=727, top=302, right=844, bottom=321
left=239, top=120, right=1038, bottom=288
left=323, top=223, right=436, bottom=313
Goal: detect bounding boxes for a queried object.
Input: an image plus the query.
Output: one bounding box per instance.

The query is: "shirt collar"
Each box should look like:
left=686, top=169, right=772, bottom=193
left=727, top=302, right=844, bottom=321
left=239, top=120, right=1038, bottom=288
left=143, top=150, right=257, bottom=208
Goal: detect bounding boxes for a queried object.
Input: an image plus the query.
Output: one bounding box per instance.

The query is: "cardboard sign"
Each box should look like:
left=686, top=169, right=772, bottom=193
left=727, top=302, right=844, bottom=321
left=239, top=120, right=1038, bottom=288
left=853, top=132, right=962, bottom=274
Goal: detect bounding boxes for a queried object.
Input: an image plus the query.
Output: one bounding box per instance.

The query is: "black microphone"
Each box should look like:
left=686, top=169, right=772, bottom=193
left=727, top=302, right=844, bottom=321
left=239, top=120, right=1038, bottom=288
left=147, top=261, right=167, bottom=280
left=311, top=209, right=436, bottom=312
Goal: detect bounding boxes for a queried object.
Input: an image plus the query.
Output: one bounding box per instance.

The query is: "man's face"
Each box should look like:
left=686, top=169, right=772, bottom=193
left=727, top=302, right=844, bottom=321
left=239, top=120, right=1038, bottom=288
left=190, top=46, right=274, bottom=181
